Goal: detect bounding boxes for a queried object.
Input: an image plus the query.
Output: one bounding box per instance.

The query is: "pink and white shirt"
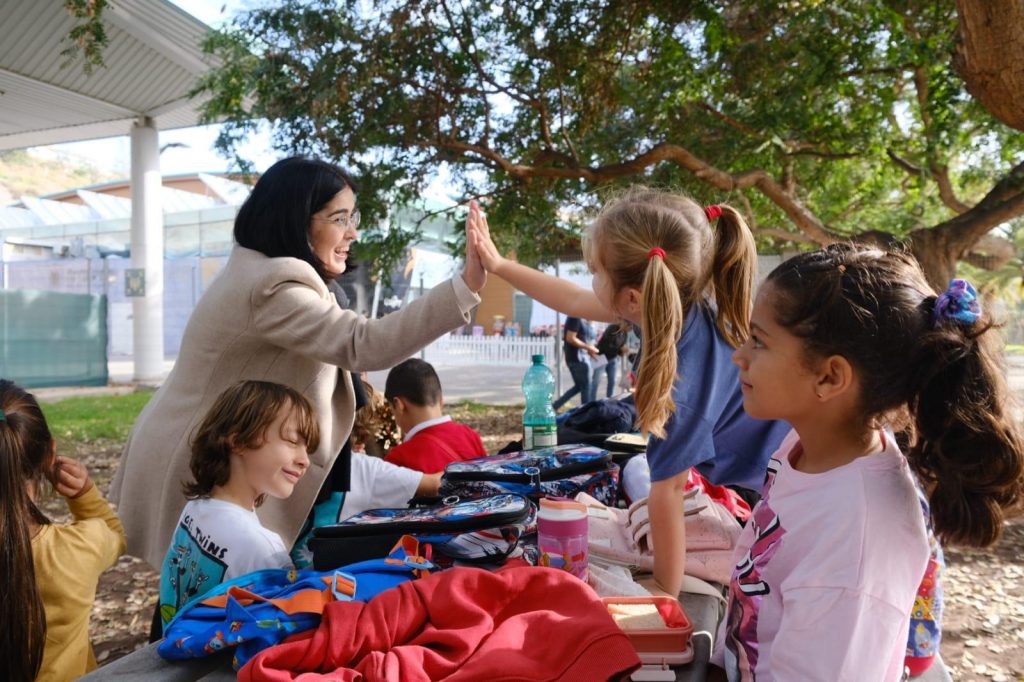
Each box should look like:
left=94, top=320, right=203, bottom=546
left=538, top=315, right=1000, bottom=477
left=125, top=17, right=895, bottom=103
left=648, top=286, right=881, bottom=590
left=716, top=429, right=929, bottom=681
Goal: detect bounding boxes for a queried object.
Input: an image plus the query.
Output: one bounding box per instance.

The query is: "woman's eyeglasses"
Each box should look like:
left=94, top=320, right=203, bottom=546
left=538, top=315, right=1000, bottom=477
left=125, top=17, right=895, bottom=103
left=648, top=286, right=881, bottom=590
left=315, top=208, right=361, bottom=230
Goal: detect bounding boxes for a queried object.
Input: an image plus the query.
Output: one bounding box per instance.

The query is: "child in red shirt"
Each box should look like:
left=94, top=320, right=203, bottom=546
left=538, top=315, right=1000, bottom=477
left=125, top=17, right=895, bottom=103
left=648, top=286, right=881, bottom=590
left=383, top=358, right=487, bottom=473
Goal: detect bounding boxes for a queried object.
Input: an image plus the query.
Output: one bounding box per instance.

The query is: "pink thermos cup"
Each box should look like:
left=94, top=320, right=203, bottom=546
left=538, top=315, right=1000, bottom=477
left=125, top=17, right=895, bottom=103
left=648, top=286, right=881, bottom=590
left=537, top=498, right=589, bottom=581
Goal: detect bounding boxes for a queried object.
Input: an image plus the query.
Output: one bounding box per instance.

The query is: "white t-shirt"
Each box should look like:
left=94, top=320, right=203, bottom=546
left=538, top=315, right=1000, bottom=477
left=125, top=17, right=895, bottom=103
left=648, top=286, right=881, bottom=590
left=289, top=452, right=424, bottom=569
left=715, top=429, right=929, bottom=682
left=341, top=452, right=423, bottom=520
left=158, top=497, right=292, bottom=626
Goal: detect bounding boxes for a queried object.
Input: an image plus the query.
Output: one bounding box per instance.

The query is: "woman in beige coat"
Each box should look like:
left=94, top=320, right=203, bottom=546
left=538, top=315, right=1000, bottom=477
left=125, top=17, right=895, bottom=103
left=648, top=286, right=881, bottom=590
left=110, top=157, right=485, bottom=570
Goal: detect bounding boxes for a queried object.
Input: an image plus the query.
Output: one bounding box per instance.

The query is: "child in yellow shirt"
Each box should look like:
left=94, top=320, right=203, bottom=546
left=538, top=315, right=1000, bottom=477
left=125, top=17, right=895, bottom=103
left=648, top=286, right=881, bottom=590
left=0, top=379, right=126, bottom=682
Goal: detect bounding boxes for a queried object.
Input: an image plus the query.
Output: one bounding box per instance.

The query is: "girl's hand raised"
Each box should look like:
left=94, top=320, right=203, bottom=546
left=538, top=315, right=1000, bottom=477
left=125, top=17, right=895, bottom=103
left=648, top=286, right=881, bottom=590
left=466, top=200, right=507, bottom=275
left=51, top=455, right=94, bottom=499
left=460, top=200, right=487, bottom=293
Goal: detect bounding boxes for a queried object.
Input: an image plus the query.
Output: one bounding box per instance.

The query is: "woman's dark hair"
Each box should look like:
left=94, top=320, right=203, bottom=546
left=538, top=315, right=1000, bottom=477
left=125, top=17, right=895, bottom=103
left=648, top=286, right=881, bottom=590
left=185, top=381, right=321, bottom=506
left=767, top=243, right=1024, bottom=547
left=234, top=156, right=359, bottom=282
left=0, top=379, right=54, bottom=682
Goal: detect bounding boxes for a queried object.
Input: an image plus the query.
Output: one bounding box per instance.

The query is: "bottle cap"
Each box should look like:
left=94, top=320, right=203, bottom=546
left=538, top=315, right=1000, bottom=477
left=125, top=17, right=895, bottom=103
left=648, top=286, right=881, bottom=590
left=531, top=354, right=545, bottom=363
left=539, top=497, right=587, bottom=518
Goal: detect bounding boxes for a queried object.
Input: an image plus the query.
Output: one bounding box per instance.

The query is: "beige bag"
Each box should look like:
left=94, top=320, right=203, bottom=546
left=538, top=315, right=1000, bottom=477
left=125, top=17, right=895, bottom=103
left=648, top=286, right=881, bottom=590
left=577, top=489, right=740, bottom=584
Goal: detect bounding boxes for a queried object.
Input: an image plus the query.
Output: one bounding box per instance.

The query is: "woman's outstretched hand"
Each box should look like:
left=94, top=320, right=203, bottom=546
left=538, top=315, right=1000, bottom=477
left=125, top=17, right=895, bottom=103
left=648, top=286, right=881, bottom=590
left=461, top=200, right=488, bottom=293
left=466, top=200, right=507, bottom=275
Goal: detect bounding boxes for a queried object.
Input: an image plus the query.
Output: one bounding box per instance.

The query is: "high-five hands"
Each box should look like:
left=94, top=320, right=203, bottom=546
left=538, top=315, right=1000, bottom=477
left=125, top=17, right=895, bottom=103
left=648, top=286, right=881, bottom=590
left=461, top=200, right=488, bottom=293
left=466, top=200, right=507, bottom=275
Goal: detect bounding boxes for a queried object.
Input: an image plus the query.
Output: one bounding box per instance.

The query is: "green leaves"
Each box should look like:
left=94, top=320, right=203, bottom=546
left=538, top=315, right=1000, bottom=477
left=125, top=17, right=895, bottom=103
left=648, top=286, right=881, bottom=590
left=195, top=0, right=1022, bottom=279
left=62, top=0, right=111, bottom=74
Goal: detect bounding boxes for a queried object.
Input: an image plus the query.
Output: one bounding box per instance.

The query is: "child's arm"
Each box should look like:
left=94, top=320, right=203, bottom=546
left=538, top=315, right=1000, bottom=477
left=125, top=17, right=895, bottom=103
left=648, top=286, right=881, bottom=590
left=565, top=329, right=600, bottom=358
left=468, top=204, right=616, bottom=322
left=647, top=471, right=689, bottom=597
left=52, top=455, right=127, bottom=566
left=416, top=472, right=442, bottom=497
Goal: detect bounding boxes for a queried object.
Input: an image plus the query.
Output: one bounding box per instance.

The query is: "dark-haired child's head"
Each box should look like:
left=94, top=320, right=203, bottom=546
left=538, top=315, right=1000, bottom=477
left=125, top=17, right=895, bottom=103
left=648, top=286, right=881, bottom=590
left=734, top=242, right=1024, bottom=547
left=384, top=359, right=444, bottom=435
left=186, top=381, right=321, bottom=507
left=0, top=379, right=55, bottom=514
left=737, top=244, right=938, bottom=425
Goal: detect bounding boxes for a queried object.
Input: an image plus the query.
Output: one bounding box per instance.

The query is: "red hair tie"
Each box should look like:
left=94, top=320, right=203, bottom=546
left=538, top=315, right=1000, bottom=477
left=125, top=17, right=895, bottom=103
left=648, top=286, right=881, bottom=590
left=704, top=205, right=723, bottom=222
left=647, top=247, right=666, bottom=261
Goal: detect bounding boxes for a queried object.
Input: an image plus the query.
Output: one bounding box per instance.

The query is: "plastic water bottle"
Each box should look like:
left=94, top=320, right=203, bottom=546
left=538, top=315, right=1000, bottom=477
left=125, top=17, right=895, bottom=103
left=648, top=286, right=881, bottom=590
left=522, top=354, right=557, bottom=450
left=538, top=498, right=589, bottom=581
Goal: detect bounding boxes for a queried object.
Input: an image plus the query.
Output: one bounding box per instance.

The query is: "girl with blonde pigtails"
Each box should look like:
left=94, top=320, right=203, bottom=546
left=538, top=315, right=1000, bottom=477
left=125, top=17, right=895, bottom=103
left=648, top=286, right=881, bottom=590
left=467, top=189, right=790, bottom=598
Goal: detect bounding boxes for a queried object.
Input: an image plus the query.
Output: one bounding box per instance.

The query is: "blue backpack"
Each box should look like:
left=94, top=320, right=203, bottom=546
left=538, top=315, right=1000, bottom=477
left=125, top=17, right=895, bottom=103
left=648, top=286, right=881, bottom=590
left=158, top=536, right=432, bottom=670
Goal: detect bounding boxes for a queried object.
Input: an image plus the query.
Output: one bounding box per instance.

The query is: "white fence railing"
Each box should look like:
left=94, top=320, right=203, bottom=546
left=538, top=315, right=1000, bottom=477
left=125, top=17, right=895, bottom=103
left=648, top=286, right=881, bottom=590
left=423, top=334, right=558, bottom=367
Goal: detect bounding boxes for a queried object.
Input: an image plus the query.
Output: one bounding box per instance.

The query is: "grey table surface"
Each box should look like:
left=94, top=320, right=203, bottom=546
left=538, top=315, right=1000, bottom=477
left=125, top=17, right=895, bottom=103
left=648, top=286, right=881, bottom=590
left=76, top=586, right=953, bottom=682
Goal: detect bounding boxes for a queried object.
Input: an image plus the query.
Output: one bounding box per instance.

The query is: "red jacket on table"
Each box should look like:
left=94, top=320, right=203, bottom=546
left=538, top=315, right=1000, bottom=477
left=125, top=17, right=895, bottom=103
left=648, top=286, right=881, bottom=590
left=239, top=566, right=641, bottom=682
left=384, top=417, right=487, bottom=473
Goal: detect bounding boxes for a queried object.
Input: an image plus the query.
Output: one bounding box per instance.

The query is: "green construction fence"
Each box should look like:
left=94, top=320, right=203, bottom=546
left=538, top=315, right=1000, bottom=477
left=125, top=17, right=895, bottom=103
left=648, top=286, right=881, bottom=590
left=0, top=289, right=109, bottom=388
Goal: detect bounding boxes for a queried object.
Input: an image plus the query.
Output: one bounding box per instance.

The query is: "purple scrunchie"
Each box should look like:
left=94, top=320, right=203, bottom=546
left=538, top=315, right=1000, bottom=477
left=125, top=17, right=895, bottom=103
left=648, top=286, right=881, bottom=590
left=933, top=279, right=981, bottom=327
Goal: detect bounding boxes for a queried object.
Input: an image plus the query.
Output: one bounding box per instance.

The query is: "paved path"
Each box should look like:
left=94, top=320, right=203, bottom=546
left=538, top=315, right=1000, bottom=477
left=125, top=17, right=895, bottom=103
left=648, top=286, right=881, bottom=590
left=32, top=355, right=1024, bottom=407
left=366, top=362, right=596, bottom=405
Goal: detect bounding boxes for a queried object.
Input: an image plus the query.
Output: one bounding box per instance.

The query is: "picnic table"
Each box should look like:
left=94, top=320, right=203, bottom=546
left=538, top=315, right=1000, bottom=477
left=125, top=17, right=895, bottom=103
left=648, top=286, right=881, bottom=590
left=79, top=589, right=724, bottom=682
left=78, top=585, right=955, bottom=682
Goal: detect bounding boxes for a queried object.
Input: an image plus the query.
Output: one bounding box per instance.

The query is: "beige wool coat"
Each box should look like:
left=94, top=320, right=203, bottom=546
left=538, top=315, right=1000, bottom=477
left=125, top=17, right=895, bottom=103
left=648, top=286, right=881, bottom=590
left=110, top=245, right=479, bottom=568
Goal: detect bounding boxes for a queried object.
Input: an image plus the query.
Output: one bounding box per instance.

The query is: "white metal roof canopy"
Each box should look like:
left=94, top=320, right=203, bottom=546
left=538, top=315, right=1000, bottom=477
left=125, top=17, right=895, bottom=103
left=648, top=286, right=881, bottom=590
left=0, top=0, right=212, bottom=149
left=0, top=0, right=217, bottom=382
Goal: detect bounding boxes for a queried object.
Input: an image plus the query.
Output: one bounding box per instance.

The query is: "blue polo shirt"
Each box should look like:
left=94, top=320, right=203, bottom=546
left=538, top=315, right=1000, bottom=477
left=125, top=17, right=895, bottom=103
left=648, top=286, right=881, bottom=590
left=645, top=304, right=790, bottom=490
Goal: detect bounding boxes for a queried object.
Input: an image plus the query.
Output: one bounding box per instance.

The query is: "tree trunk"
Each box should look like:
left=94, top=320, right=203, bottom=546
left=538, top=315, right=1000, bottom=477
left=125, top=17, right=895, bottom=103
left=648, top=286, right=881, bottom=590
left=908, top=229, right=961, bottom=291
left=955, top=0, right=1024, bottom=131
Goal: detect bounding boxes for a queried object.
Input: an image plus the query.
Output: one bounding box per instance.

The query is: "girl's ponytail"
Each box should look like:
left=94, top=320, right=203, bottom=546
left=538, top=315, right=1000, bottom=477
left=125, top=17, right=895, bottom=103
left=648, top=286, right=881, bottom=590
left=906, top=316, right=1024, bottom=547
left=708, top=205, right=757, bottom=348
left=587, top=189, right=744, bottom=438
left=0, top=380, right=52, bottom=682
left=636, top=253, right=683, bottom=439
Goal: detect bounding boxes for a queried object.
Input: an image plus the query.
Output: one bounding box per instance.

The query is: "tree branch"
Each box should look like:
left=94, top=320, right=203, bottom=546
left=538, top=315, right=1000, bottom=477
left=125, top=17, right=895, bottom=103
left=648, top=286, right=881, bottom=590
left=927, top=160, right=1024, bottom=256
left=737, top=191, right=757, bottom=230
left=699, top=102, right=856, bottom=159
left=438, top=0, right=531, bottom=107
left=908, top=62, right=970, bottom=214
left=912, top=66, right=933, bottom=131
left=786, top=148, right=859, bottom=160
left=557, top=78, right=581, bottom=166
left=963, top=234, right=1016, bottom=270
left=887, top=148, right=923, bottom=176
left=782, top=158, right=796, bottom=194
left=699, top=102, right=764, bottom=140
left=439, top=1, right=554, bottom=151
left=929, top=162, right=970, bottom=214
left=415, top=138, right=837, bottom=245
left=888, top=150, right=970, bottom=214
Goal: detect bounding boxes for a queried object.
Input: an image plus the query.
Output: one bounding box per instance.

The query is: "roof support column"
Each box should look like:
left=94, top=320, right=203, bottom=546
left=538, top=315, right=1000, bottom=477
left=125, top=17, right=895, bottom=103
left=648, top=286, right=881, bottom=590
left=130, top=116, right=165, bottom=382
